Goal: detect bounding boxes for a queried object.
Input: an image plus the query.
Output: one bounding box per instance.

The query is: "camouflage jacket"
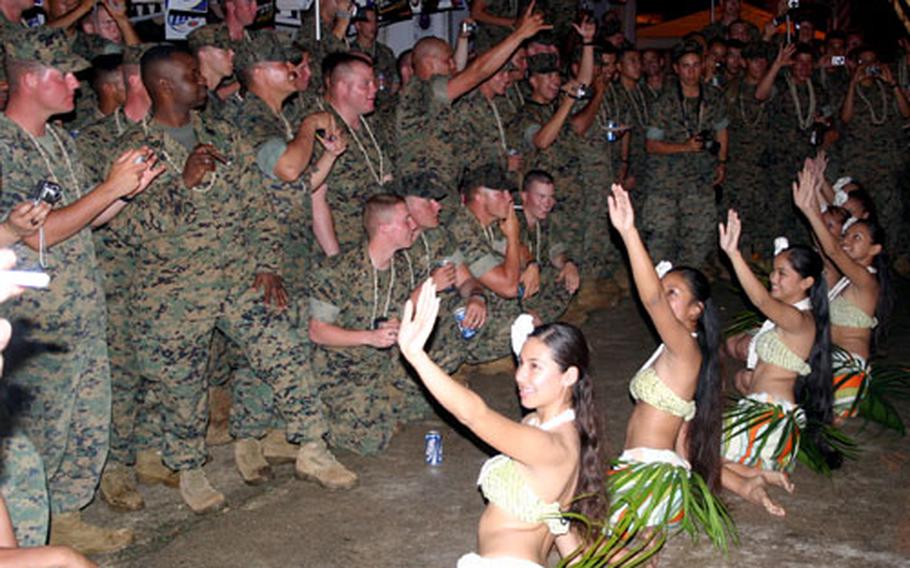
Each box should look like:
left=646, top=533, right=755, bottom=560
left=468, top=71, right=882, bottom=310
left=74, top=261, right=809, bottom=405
left=74, top=107, right=133, bottom=185
left=0, top=114, right=107, bottom=337
left=395, top=74, right=458, bottom=195
left=308, top=243, right=416, bottom=330
left=106, top=112, right=283, bottom=320
left=723, top=78, right=771, bottom=167
left=452, top=89, right=511, bottom=173
left=311, top=100, right=393, bottom=248
left=645, top=80, right=729, bottom=179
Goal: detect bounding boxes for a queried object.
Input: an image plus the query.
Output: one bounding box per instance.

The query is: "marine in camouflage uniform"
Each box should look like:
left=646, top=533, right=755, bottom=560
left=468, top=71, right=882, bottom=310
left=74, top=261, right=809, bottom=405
left=763, top=55, right=833, bottom=239
left=0, top=28, right=130, bottom=546
left=0, top=433, right=48, bottom=546
left=840, top=61, right=910, bottom=257
left=613, top=47, right=656, bottom=195
left=642, top=71, right=729, bottom=269
left=109, top=93, right=331, bottom=488
left=308, top=222, right=425, bottom=455
left=448, top=167, right=523, bottom=363
left=507, top=52, right=611, bottom=280
left=722, top=42, right=774, bottom=256
left=515, top=174, right=576, bottom=324
left=452, top=74, right=516, bottom=177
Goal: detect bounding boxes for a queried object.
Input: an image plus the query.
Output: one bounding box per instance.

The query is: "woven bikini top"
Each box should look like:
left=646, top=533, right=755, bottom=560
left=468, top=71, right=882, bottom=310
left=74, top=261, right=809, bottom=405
left=477, top=409, right=574, bottom=536
left=753, top=329, right=812, bottom=376
left=828, top=277, right=878, bottom=329
left=628, top=343, right=697, bottom=422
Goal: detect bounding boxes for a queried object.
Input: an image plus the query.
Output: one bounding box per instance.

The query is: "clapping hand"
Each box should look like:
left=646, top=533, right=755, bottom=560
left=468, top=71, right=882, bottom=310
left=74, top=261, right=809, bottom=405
left=719, top=209, right=742, bottom=257
left=398, top=279, right=441, bottom=358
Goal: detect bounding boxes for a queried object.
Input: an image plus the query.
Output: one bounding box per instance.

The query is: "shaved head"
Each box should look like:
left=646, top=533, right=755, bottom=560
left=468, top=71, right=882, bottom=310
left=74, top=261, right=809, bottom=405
left=364, top=194, right=405, bottom=238
left=413, top=37, right=449, bottom=63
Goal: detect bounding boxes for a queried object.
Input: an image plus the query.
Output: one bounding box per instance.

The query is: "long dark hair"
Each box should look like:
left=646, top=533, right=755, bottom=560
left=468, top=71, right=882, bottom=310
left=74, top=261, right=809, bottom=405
left=784, top=246, right=838, bottom=466
left=529, top=323, right=606, bottom=532
left=669, top=267, right=723, bottom=492
left=855, top=220, right=892, bottom=353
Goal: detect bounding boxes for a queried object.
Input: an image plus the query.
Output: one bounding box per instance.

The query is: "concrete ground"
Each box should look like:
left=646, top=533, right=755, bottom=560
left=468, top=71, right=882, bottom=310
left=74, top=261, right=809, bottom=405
left=89, top=281, right=910, bottom=568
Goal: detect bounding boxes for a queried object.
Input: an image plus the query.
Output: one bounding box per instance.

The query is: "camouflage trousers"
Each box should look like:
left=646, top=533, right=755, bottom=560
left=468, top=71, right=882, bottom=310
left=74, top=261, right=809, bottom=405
left=313, top=346, right=428, bottom=456
left=521, top=267, right=575, bottom=325
left=724, top=158, right=776, bottom=258
left=580, top=182, right=618, bottom=280
left=641, top=185, right=717, bottom=270
left=465, top=297, right=521, bottom=365
left=425, top=294, right=473, bottom=375
left=134, top=287, right=328, bottom=471
left=4, top=317, right=110, bottom=514
left=0, top=433, right=49, bottom=546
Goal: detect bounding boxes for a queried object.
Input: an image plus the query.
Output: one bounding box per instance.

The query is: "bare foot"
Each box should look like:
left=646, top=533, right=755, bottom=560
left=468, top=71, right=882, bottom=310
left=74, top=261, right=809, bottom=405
left=760, top=471, right=795, bottom=493
left=744, top=477, right=786, bottom=517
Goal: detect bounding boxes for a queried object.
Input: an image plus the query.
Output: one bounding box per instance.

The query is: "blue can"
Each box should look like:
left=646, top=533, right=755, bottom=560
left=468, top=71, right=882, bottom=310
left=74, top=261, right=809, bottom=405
left=425, top=430, right=443, bottom=465
left=453, top=307, right=478, bottom=339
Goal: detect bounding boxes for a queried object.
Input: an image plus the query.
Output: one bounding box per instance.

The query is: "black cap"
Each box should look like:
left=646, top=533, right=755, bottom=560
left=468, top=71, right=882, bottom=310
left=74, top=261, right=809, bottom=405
left=527, top=53, right=559, bottom=75
left=395, top=171, right=449, bottom=201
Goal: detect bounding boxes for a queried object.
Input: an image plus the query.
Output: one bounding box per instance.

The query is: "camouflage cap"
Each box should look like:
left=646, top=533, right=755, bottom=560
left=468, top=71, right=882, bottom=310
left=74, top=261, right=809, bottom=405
left=671, top=38, right=704, bottom=63
left=527, top=52, right=559, bottom=75
left=122, top=43, right=154, bottom=66
left=186, top=23, right=234, bottom=53
left=460, top=163, right=518, bottom=194
left=233, top=34, right=293, bottom=71
left=4, top=27, right=90, bottom=74
left=394, top=171, right=448, bottom=201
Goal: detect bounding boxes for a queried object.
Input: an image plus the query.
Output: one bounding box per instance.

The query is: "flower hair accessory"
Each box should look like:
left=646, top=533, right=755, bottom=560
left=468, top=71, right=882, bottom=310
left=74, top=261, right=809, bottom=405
left=511, top=314, right=536, bottom=357
left=773, top=236, right=789, bottom=256
left=655, top=260, right=673, bottom=278
left=842, top=216, right=859, bottom=234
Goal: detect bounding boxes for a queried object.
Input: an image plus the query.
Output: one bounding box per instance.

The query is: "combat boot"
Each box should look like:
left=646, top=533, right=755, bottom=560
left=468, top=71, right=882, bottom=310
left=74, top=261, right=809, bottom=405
left=179, top=468, right=225, bottom=514
left=234, top=438, right=272, bottom=485
left=100, top=463, right=144, bottom=511
left=136, top=449, right=179, bottom=488
left=49, top=511, right=133, bottom=555
left=261, top=429, right=298, bottom=464
left=295, top=440, right=358, bottom=490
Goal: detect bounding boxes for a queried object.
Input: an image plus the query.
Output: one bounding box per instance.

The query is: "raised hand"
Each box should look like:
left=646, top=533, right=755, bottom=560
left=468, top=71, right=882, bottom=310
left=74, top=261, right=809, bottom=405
left=793, top=165, right=820, bottom=213
left=775, top=43, right=796, bottom=68
left=607, top=183, right=635, bottom=234
left=719, top=209, right=742, bottom=256
left=515, top=1, right=552, bottom=40
left=398, top=279, right=441, bottom=357
left=572, top=15, right=596, bottom=44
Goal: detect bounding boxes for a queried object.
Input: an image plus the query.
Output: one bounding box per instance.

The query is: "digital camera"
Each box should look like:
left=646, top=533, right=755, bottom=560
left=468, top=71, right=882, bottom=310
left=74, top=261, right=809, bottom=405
left=461, top=21, right=477, bottom=35
left=698, top=130, right=720, bottom=156
left=31, top=180, right=63, bottom=206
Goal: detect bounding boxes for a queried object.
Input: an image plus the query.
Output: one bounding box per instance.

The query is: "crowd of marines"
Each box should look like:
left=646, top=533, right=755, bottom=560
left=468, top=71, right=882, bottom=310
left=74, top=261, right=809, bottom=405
left=0, top=0, right=908, bottom=562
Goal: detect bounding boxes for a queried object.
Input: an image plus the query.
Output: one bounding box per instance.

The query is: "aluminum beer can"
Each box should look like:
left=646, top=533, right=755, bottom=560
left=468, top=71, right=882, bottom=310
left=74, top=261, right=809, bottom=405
left=425, top=430, right=443, bottom=465
left=453, top=307, right=478, bottom=339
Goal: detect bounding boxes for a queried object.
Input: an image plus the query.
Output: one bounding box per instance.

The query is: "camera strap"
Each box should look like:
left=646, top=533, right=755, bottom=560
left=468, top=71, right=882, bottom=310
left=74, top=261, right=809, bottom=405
left=22, top=126, right=81, bottom=198
left=676, top=81, right=704, bottom=134
left=370, top=250, right=397, bottom=324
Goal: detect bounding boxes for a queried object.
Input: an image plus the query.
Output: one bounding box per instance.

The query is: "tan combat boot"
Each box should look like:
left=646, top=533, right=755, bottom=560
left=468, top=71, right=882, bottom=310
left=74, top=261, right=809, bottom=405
left=100, top=463, right=144, bottom=511
left=135, top=449, right=179, bottom=488
left=179, top=468, right=225, bottom=514
left=234, top=438, right=272, bottom=485
left=49, top=511, right=133, bottom=555
left=295, top=440, right=358, bottom=490
left=261, top=429, right=299, bottom=464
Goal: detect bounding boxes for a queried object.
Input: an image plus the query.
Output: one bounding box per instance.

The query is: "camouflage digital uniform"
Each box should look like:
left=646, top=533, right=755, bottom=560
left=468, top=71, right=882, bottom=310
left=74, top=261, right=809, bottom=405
left=508, top=97, right=606, bottom=277
left=0, top=16, right=24, bottom=84
left=314, top=102, right=393, bottom=250
left=0, top=115, right=111, bottom=518
left=766, top=73, right=832, bottom=239
left=395, top=75, right=459, bottom=198
left=516, top=209, right=574, bottom=323
left=614, top=80, right=654, bottom=195
left=0, top=433, right=49, bottom=546
left=448, top=205, right=521, bottom=363
left=205, top=92, right=317, bottom=441
left=475, top=0, right=519, bottom=52
left=642, top=81, right=729, bottom=268
left=107, top=112, right=328, bottom=471
left=308, top=245, right=424, bottom=455
left=407, top=226, right=470, bottom=374
left=840, top=81, right=907, bottom=254
left=452, top=88, right=513, bottom=175
left=73, top=108, right=165, bottom=466
left=722, top=77, right=774, bottom=254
